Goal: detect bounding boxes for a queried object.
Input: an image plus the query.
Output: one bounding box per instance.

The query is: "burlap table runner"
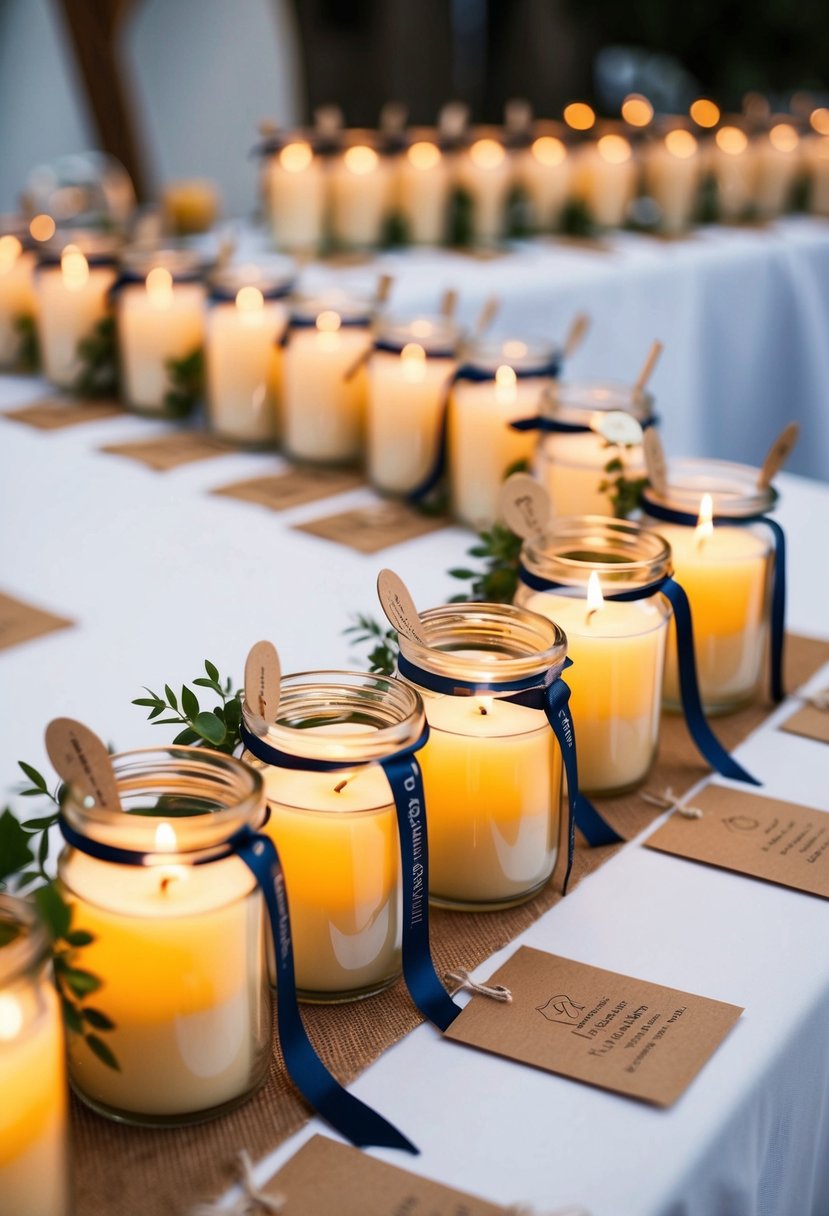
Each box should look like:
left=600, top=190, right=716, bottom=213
left=71, top=634, right=829, bottom=1216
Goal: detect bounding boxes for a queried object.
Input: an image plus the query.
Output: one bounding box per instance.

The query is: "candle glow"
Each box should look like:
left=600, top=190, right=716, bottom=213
left=695, top=493, right=714, bottom=547
left=564, top=102, right=595, bottom=130
left=469, top=138, right=506, bottom=169
left=146, top=266, right=173, bottom=308
left=407, top=141, right=441, bottom=170
left=531, top=136, right=566, bottom=166
left=60, top=245, right=89, bottom=292
left=622, top=94, right=654, bottom=127
left=279, top=141, right=313, bottom=172
left=586, top=570, right=604, bottom=622
left=597, top=135, right=632, bottom=165
left=811, top=108, right=829, bottom=135
left=665, top=129, right=698, bottom=159
left=400, top=342, right=426, bottom=382
left=29, top=214, right=55, bottom=242
left=344, top=145, right=379, bottom=175
left=769, top=123, right=799, bottom=152
left=690, top=99, right=720, bottom=128
left=716, top=126, right=748, bottom=155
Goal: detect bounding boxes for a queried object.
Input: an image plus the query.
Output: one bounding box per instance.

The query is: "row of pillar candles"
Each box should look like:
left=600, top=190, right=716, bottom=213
left=2, top=446, right=783, bottom=1211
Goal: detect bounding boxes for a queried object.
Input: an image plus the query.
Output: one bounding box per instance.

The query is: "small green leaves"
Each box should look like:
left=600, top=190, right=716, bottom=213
left=85, top=1033, right=120, bottom=1070
left=192, top=712, right=226, bottom=746
left=18, top=761, right=49, bottom=794
left=60, top=967, right=102, bottom=999
left=447, top=522, right=523, bottom=604
left=344, top=615, right=399, bottom=676
left=0, top=809, right=34, bottom=883
left=82, top=1007, right=115, bottom=1031
left=73, top=315, right=118, bottom=397
left=163, top=346, right=204, bottom=418
left=132, top=661, right=243, bottom=754
left=34, top=883, right=72, bottom=940
left=13, top=312, right=40, bottom=373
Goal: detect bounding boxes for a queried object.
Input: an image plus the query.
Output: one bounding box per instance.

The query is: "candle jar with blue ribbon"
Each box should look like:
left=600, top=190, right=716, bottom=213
left=281, top=292, right=374, bottom=464
left=58, top=747, right=272, bottom=1126
left=34, top=230, right=119, bottom=389
left=641, top=458, right=779, bottom=714
left=204, top=260, right=295, bottom=447
left=366, top=314, right=460, bottom=495
left=329, top=131, right=396, bottom=250
left=516, top=518, right=672, bottom=795
left=0, top=895, right=70, bottom=1216
left=449, top=337, right=561, bottom=529
left=241, top=671, right=427, bottom=1002
left=535, top=379, right=654, bottom=516
left=396, top=603, right=567, bottom=909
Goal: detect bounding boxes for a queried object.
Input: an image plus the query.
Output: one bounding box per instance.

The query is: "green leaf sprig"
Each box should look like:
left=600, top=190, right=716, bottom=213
left=13, top=313, right=40, bottom=373
left=448, top=521, right=523, bottom=603
left=344, top=615, right=399, bottom=676
left=599, top=453, right=649, bottom=519
left=73, top=315, right=118, bottom=397
left=133, top=660, right=243, bottom=753
left=164, top=346, right=204, bottom=418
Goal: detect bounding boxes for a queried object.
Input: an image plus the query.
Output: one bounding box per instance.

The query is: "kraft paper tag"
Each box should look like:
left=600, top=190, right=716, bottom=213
left=100, top=432, right=235, bottom=471
left=45, top=718, right=121, bottom=811
left=644, top=785, right=829, bottom=898
left=295, top=503, right=448, bottom=554
left=444, top=945, right=742, bottom=1108
left=244, top=640, right=281, bottom=723
left=258, top=1134, right=509, bottom=1216
left=780, top=702, right=829, bottom=746
left=212, top=468, right=365, bottom=512
left=500, top=472, right=550, bottom=539
left=376, top=569, right=428, bottom=645
left=0, top=592, right=73, bottom=652
left=643, top=428, right=668, bottom=497
left=4, top=396, right=123, bottom=430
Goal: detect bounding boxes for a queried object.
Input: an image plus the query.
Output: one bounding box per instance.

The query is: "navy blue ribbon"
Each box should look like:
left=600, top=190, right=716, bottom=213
left=105, top=268, right=206, bottom=306
left=279, top=313, right=373, bottom=348
left=408, top=356, right=562, bottom=504
left=57, top=813, right=416, bottom=1153
left=373, top=338, right=458, bottom=359
left=518, top=565, right=761, bottom=786
left=239, top=723, right=461, bottom=1033
left=641, top=496, right=785, bottom=704
left=510, top=413, right=659, bottom=435
left=395, top=653, right=622, bottom=893
left=209, top=282, right=294, bottom=304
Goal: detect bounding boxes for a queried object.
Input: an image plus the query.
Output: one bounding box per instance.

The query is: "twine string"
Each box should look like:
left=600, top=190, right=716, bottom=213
left=446, top=969, right=513, bottom=1002
left=190, top=1151, right=285, bottom=1215
left=641, top=787, right=703, bottom=820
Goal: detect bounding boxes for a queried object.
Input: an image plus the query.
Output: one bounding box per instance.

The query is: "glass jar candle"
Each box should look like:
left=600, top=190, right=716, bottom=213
left=366, top=314, right=460, bottom=495
left=641, top=458, right=776, bottom=714
left=574, top=129, right=637, bottom=228
left=204, top=260, right=295, bottom=446
left=0, top=225, right=38, bottom=369
left=450, top=336, right=561, bottom=529
left=329, top=132, right=396, bottom=250
left=753, top=121, right=801, bottom=220
left=58, top=747, right=271, bottom=1126
left=513, top=124, right=573, bottom=233
left=516, top=518, right=672, bottom=795
left=537, top=378, right=654, bottom=516
left=454, top=128, right=514, bottom=245
left=396, top=129, right=454, bottom=244
left=397, top=603, right=565, bottom=910
left=263, top=132, right=328, bottom=254
left=709, top=124, right=756, bottom=222
left=34, top=231, right=119, bottom=389
left=0, top=895, right=70, bottom=1216
left=281, top=292, right=373, bottom=464
left=242, top=671, right=426, bottom=1002
left=642, top=126, right=702, bottom=235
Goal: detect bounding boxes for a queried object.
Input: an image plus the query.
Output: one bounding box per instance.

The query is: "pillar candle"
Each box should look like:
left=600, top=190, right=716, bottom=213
left=753, top=123, right=802, bottom=219
left=329, top=140, right=395, bottom=249
left=396, top=138, right=452, bottom=244
left=0, top=235, right=38, bottom=368
left=710, top=126, right=757, bottom=222
left=117, top=265, right=206, bottom=414
left=575, top=134, right=637, bottom=228
left=643, top=128, right=702, bottom=234
left=35, top=244, right=116, bottom=388
left=514, top=134, right=573, bottom=232
left=266, top=139, right=327, bottom=253
left=454, top=134, right=514, bottom=245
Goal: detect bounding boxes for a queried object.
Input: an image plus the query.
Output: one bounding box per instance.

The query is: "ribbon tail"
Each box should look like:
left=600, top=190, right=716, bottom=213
left=662, top=577, right=761, bottom=786
left=235, top=830, right=418, bottom=1154
left=764, top=518, right=786, bottom=703
left=407, top=376, right=455, bottom=504
left=383, top=753, right=462, bottom=1031
left=510, top=415, right=544, bottom=432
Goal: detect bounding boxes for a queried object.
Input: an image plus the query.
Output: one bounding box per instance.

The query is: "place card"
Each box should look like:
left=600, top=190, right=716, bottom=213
left=0, top=591, right=73, bottom=652
left=211, top=467, right=365, bottom=512
left=444, top=945, right=742, bottom=1107
left=257, top=1134, right=508, bottom=1215
left=100, top=432, right=235, bottom=471
left=779, top=703, right=829, bottom=746
left=4, top=396, right=123, bottom=430
left=295, top=502, right=448, bottom=554
left=645, top=785, right=829, bottom=898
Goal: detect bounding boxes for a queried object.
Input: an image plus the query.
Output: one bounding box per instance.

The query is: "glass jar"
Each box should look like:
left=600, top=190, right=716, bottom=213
left=450, top=336, right=561, bottom=529
left=58, top=747, right=271, bottom=1126
left=204, top=260, right=295, bottom=447
left=397, top=603, right=566, bottom=910
left=0, top=221, right=38, bottom=370
left=34, top=231, right=120, bottom=389
left=0, top=895, right=70, bottom=1216
left=243, top=671, right=426, bottom=1002
left=366, top=314, right=460, bottom=495
left=262, top=129, right=329, bottom=254
left=537, top=379, right=654, bottom=517
left=513, top=121, right=574, bottom=234
left=454, top=126, right=513, bottom=245
left=329, top=130, right=396, bottom=250
left=281, top=292, right=373, bottom=464
left=396, top=127, right=454, bottom=245
left=641, top=458, right=776, bottom=714
left=516, top=517, right=672, bottom=795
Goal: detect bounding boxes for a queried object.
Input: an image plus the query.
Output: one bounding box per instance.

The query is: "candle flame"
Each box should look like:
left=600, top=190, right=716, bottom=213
left=61, top=244, right=89, bottom=291
left=586, top=570, right=604, bottom=622
left=146, top=266, right=173, bottom=307
left=564, top=102, right=595, bottom=131
left=401, top=342, right=426, bottom=382
left=716, top=126, right=748, bottom=156
left=811, top=108, right=829, bottom=135
left=316, top=309, right=341, bottom=333
left=597, top=134, right=632, bottom=165
left=0, top=994, right=23, bottom=1041
left=344, top=145, right=379, bottom=174
left=689, top=99, right=720, bottom=128
left=769, top=123, right=799, bottom=153
left=279, top=141, right=313, bottom=172
left=696, top=493, right=714, bottom=547
left=236, top=285, right=264, bottom=313
left=621, top=94, right=653, bottom=127
left=29, top=213, right=56, bottom=242
left=494, top=363, right=517, bottom=405
left=665, top=129, right=698, bottom=159
left=0, top=234, right=22, bottom=273
left=408, top=141, right=441, bottom=170
left=531, top=136, right=566, bottom=166
left=469, top=138, right=506, bottom=169
left=154, top=821, right=177, bottom=852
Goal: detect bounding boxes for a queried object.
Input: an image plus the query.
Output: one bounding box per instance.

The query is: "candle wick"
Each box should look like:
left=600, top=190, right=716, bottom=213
left=334, top=779, right=348, bottom=793
left=586, top=608, right=598, bottom=625
left=160, top=874, right=176, bottom=894
left=478, top=704, right=488, bottom=715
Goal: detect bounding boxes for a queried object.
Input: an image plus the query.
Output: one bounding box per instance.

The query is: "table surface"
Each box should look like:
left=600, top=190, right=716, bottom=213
left=2, top=224, right=829, bottom=1216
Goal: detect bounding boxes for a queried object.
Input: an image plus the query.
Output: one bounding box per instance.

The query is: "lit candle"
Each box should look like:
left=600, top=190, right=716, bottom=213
left=804, top=135, right=829, bottom=215
left=329, top=139, right=395, bottom=249
left=514, top=132, right=573, bottom=232
left=753, top=122, right=801, bottom=219
left=575, top=132, right=636, bottom=229
left=710, top=125, right=756, bottom=222
left=396, top=136, right=452, bottom=244
left=0, top=233, right=38, bottom=368
left=35, top=241, right=117, bottom=388
left=265, top=138, right=327, bottom=253
left=643, top=128, right=702, bottom=234
left=366, top=315, right=459, bottom=494
left=281, top=295, right=372, bottom=463
left=0, top=896, right=69, bottom=1216
left=455, top=134, right=513, bottom=245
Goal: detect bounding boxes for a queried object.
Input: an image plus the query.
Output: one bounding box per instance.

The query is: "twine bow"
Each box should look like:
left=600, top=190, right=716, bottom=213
left=191, top=1151, right=284, bottom=1215
left=641, top=787, right=703, bottom=820
left=445, top=969, right=513, bottom=1002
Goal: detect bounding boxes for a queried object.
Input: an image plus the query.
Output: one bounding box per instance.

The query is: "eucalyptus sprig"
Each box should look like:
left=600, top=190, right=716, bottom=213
left=600, top=454, right=649, bottom=519
left=448, top=521, right=523, bottom=603
left=344, top=615, right=399, bottom=676
left=13, top=313, right=40, bottom=373
left=133, top=659, right=243, bottom=753
left=164, top=347, right=204, bottom=418
left=73, top=315, right=118, bottom=397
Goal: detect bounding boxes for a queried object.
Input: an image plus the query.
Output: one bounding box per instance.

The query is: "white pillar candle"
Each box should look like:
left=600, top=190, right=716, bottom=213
left=575, top=134, right=637, bottom=228
left=0, top=235, right=38, bottom=368
left=455, top=135, right=514, bottom=245
left=804, top=135, right=829, bottom=214
left=396, top=138, right=453, bottom=244
left=366, top=316, right=459, bottom=495
left=35, top=244, right=116, bottom=388
left=329, top=141, right=395, bottom=249
left=281, top=296, right=372, bottom=463
left=514, top=134, right=573, bottom=232
left=643, top=128, right=702, bottom=234
left=450, top=339, right=559, bottom=529
left=117, top=265, right=206, bottom=414
left=710, top=126, right=757, bottom=222
left=753, top=123, right=801, bottom=219
left=266, top=139, right=327, bottom=253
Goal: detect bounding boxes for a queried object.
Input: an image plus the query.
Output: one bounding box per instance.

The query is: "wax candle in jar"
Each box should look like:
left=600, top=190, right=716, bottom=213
left=516, top=518, right=671, bottom=795
left=753, top=122, right=802, bottom=219
left=536, top=379, right=653, bottom=516
left=643, top=127, right=702, bottom=234
left=454, top=130, right=514, bottom=245
left=366, top=314, right=460, bottom=495
left=329, top=133, right=395, bottom=249
left=0, top=230, right=38, bottom=368
left=264, top=135, right=328, bottom=254
left=34, top=234, right=118, bottom=388
left=449, top=336, right=561, bottom=528
left=514, top=126, right=573, bottom=232
left=281, top=293, right=373, bottom=464
left=641, top=459, right=775, bottom=714
left=709, top=125, right=757, bottom=222
left=242, top=671, right=425, bottom=999
left=58, top=748, right=271, bottom=1124
left=396, top=603, right=564, bottom=908
left=116, top=249, right=206, bottom=415
left=574, top=132, right=637, bottom=229
left=204, top=260, right=294, bottom=446
left=395, top=131, right=453, bottom=244
left=0, top=896, right=69, bottom=1216
left=804, top=135, right=829, bottom=215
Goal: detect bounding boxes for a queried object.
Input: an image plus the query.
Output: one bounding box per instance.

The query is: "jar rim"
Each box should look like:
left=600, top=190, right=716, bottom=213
left=118, top=246, right=209, bottom=280
left=523, top=515, right=672, bottom=588
left=289, top=291, right=373, bottom=324
left=209, top=257, right=295, bottom=300
left=462, top=335, right=560, bottom=373
left=374, top=313, right=461, bottom=353
left=642, top=456, right=778, bottom=518
left=545, top=378, right=654, bottom=423
left=0, top=895, right=50, bottom=987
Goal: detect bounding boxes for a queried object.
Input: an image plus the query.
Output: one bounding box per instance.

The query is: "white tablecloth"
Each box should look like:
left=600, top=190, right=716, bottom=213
left=1, top=347, right=828, bottom=1215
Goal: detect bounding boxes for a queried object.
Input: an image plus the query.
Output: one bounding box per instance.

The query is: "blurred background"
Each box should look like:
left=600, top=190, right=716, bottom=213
left=2, top=0, right=827, bottom=219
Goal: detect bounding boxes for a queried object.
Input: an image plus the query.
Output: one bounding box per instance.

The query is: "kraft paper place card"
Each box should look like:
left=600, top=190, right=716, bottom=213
left=0, top=592, right=73, bottom=652
left=211, top=467, right=365, bottom=512
left=4, top=396, right=123, bottom=429
left=100, top=432, right=235, bottom=471
left=644, top=785, right=829, bottom=898
left=294, top=502, right=449, bottom=554
left=444, top=946, right=742, bottom=1108
left=258, top=1134, right=509, bottom=1215
left=779, top=703, right=829, bottom=746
